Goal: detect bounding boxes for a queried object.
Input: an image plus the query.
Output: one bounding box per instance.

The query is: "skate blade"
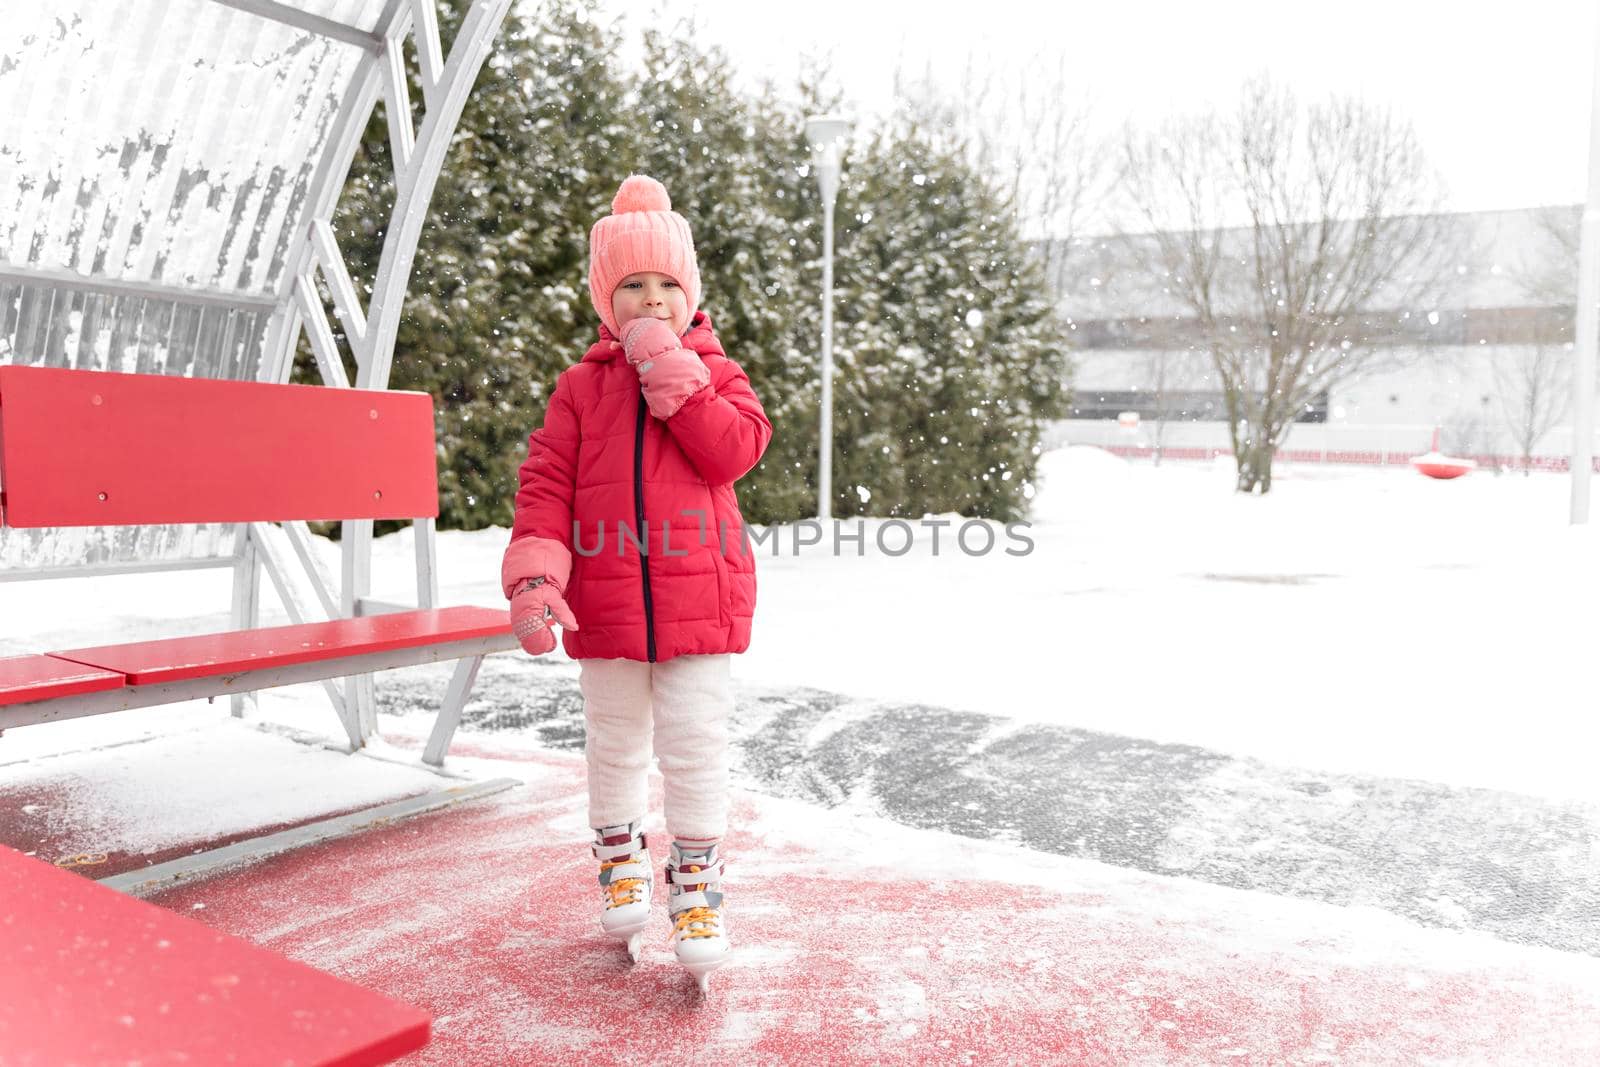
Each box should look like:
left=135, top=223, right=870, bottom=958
left=606, top=927, right=646, bottom=960
left=682, top=957, right=725, bottom=995
left=604, top=921, right=648, bottom=963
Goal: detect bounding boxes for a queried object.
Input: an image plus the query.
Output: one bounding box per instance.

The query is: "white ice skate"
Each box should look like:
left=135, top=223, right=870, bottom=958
left=593, top=823, right=652, bottom=963
left=665, top=842, right=730, bottom=994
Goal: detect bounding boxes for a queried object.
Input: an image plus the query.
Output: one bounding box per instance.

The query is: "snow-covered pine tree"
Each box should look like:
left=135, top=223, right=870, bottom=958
left=621, top=26, right=817, bottom=523
left=311, top=0, right=633, bottom=531
left=826, top=104, right=1072, bottom=523
left=307, top=4, right=1065, bottom=532
left=618, top=39, right=1069, bottom=526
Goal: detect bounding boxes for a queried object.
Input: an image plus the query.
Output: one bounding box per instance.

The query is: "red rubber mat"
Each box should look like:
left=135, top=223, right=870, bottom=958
left=149, top=745, right=1600, bottom=1065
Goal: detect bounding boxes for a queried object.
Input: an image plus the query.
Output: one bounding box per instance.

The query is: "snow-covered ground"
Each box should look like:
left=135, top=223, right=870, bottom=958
left=4, top=447, right=1597, bottom=806
left=7, top=447, right=1600, bottom=1061
left=735, top=448, right=1600, bottom=805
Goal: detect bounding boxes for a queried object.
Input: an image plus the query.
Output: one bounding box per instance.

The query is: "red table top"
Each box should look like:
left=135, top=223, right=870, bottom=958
left=0, top=846, right=429, bottom=1067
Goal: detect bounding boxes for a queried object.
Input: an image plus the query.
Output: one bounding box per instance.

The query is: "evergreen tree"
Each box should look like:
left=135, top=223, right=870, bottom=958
left=303, top=4, right=1069, bottom=533
left=825, top=107, right=1072, bottom=522
left=621, top=26, right=818, bottom=523
left=304, top=0, right=633, bottom=532
left=616, top=36, right=1070, bottom=524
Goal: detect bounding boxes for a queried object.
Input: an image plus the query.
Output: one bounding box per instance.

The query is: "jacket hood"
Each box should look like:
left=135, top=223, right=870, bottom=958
left=582, top=309, right=725, bottom=363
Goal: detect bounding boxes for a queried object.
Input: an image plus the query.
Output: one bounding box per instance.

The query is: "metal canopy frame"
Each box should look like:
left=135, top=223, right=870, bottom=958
left=208, top=0, right=387, bottom=52
left=0, top=0, right=515, bottom=748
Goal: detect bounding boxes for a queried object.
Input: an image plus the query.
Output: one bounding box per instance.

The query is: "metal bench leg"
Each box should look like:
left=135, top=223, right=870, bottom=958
left=229, top=527, right=261, bottom=719
left=334, top=676, right=365, bottom=751
left=423, top=655, right=483, bottom=767
left=340, top=518, right=375, bottom=750
left=356, top=672, right=377, bottom=740
left=340, top=674, right=376, bottom=751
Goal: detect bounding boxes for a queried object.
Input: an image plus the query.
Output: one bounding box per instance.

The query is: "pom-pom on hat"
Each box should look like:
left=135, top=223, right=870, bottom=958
left=588, top=175, right=701, bottom=337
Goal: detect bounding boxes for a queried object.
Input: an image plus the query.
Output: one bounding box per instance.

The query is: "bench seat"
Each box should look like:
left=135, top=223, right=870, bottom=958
left=0, top=654, right=127, bottom=708
left=0, top=844, right=430, bottom=1065
left=49, top=606, right=512, bottom=686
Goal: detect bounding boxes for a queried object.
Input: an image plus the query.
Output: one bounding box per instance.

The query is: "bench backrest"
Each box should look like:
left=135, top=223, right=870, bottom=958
left=0, top=366, right=438, bottom=529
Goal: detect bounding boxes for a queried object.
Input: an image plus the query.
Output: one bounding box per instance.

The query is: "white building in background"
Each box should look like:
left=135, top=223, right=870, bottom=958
left=1041, top=206, right=1577, bottom=469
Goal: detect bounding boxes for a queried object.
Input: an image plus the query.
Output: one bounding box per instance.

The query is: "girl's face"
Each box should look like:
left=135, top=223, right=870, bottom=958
left=611, top=271, right=690, bottom=336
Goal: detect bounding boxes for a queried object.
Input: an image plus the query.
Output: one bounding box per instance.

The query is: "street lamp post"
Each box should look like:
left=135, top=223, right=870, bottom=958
left=806, top=114, right=852, bottom=521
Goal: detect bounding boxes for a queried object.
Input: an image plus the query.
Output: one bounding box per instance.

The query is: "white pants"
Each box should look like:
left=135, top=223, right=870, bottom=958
left=578, top=653, right=733, bottom=841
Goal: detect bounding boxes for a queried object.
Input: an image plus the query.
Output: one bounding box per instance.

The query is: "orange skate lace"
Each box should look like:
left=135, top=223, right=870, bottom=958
left=672, top=906, right=721, bottom=940
left=670, top=863, right=720, bottom=941
left=600, top=857, right=645, bottom=910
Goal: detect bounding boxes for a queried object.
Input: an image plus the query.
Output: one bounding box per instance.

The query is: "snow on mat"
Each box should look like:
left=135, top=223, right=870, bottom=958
left=153, top=746, right=1600, bottom=1066
left=0, top=716, right=449, bottom=872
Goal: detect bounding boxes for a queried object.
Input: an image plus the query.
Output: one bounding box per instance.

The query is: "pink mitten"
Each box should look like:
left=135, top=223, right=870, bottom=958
left=509, top=577, right=579, bottom=656
left=501, top=536, right=578, bottom=656
left=620, top=317, right=681, bottom=368
left=638, top=350, right=711, bottom=419
left=619, top=317, right=710, bottom=420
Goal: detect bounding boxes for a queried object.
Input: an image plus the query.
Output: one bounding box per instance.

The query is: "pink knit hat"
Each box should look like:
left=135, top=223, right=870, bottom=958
left=588, top=175, right=701, bottom=337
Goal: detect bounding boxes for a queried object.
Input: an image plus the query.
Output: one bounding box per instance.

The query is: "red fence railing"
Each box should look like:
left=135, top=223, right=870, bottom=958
left=1100, top=445, right=1600, bottom=473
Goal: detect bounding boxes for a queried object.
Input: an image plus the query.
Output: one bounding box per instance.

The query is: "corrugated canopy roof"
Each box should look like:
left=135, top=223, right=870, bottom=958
left=1, top=0, right=391, bottom=302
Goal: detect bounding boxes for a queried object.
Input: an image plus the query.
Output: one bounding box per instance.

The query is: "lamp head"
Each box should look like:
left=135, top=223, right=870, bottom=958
left=805, top=114, right=853, bottom=205
left=805, top=114, right=853, bottom=151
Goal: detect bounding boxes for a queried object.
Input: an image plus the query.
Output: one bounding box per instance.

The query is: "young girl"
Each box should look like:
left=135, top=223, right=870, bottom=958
left=500, top=175, right=772, bottom=992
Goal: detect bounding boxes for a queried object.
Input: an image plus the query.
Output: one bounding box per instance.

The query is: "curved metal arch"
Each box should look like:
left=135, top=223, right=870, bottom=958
left=361, top=0, right=512, bottom=389
left=261, top=0, right=514, bottom=392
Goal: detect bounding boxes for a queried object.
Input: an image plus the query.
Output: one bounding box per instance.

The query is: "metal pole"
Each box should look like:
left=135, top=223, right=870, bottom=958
left=806, top=115, right=851, bottom=522
left=1571, top=12, right=1600, bottom=522
left=819, top=187, right=835, bottom=521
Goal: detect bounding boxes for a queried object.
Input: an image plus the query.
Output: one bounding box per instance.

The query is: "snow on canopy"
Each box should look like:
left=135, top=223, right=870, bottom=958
left=0, top=1, right=384, bottom=301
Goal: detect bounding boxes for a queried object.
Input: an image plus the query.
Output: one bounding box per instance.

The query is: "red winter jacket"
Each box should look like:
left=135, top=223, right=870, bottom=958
left=507, top=311, right=772, bottom=662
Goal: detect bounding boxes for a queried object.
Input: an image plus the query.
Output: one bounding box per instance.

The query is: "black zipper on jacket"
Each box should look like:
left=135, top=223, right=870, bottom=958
left=633, top=390, right=658, bottom=662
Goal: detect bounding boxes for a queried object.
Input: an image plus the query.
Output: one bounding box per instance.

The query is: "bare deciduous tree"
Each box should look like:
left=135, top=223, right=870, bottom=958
left=1117, top=74, right=1467, bottom=493
left=1516, top=204, right=1579, bottom=309
left=1145, top=348, right=1173, bottom=464
left=1493, top=343, right=1570, bottom=473
left=896, top=51, right=1109, bottom=279
left=1441, top=409, right=1495, bottom=465
left=1134, top=348, right=1206, bottom=465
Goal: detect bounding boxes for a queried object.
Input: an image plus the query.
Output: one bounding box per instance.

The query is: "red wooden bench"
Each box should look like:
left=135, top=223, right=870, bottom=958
left=0, top=365, right=514, bottom=764
left=0, top=843, right=430, bottom=1065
